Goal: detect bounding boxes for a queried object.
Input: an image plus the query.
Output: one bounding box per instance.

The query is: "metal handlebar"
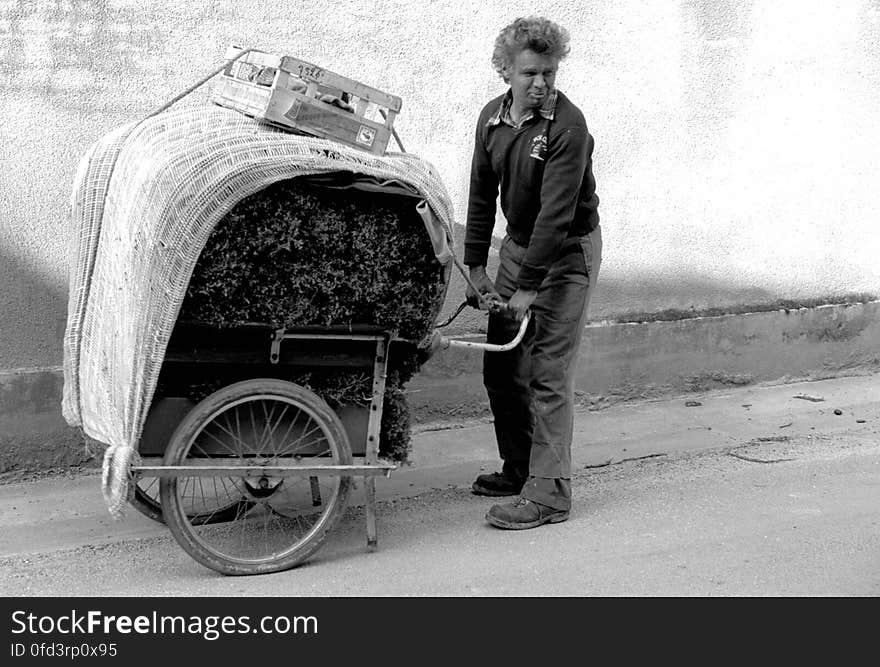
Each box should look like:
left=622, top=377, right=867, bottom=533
left=434, top=311, right=530, bottom=353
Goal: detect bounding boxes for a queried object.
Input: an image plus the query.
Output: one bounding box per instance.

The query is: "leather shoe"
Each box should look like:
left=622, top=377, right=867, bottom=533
left=485, top=497, right=569, bottom=530
left=472, top=470, right=525, bottom=497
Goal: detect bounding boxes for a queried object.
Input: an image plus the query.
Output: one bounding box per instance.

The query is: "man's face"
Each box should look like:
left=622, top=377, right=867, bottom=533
left=506, top=48, right=559, bottom=112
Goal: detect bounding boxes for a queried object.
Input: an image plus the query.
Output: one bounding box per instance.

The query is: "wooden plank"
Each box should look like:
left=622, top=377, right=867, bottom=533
left=131, top=463, right=395, bottom=477
left=382, top=108, right=397, bottom=130
left=231, top=48, right=282, bottom=70
left=264, top=87, right=391, bottom=153
left=212, top=77, right=272, bottom=117
left=136, top=455, right=387, bottom=463
left=365, top=476, right=378, bottom=549
left=162, top=348, right=377, bottom=369
left=280, top=55, right=402, bottom=112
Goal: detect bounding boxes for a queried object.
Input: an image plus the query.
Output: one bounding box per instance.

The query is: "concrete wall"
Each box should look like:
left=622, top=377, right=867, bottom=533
left=3, top=0, right=880, bottom=370
left=1, top=1, right=880, bottom=471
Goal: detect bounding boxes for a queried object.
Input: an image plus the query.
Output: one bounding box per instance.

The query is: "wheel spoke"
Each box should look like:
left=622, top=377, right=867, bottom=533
left=248, top=401, right=259, bottom=456
left=274, top=403, right=303, bottom=459
left=276, top=422, right=330, bottom=457
left=261, top=401, right=292, bottom=458
left=256, top=399, right=277, bottom=456
left=204, top=412, right=252, bottom=455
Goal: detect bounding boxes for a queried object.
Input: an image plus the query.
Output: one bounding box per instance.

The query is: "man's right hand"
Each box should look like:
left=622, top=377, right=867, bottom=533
left=465, top=265, right=500, bottom=309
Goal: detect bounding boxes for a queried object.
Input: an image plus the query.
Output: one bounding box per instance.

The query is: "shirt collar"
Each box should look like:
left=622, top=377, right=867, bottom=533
left=487, top=88, right=557, bottom=127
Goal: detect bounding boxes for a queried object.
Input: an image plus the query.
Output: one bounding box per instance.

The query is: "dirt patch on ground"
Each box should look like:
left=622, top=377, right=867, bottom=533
left=0, top=462, right=100, bottom=486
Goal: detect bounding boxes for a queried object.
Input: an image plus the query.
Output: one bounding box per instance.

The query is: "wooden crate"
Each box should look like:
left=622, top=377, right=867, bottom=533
left=211, top=45, right=402, bottom=155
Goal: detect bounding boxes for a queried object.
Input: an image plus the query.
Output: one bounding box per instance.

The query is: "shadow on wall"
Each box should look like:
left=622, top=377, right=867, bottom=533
left=0, top=246, right=68, bottom=370
left=593, top=273, right=776, bottom=321
left=0, top=249, right=91, bottom=475
left=437, top=219, right=803, bottom=333
left=0, top=0, right=164, bottom=113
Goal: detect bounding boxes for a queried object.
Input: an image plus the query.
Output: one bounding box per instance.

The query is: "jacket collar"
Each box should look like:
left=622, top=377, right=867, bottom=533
left=487, top=88, right=558, bottom=127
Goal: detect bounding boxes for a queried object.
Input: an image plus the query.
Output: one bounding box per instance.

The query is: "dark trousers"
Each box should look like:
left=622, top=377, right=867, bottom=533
left=483, top=226, right=602, bottom=510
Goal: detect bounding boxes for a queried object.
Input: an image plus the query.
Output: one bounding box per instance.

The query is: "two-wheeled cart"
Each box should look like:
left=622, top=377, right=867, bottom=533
left=129, top=308, right=529, bottom=575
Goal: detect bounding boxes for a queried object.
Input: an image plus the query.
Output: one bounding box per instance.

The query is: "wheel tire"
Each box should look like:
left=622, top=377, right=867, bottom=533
left=129, top=478, right=165, bottom=523
left=160, top=379, right=352, bottom=575
left=129, top=476, right=250, bottom=526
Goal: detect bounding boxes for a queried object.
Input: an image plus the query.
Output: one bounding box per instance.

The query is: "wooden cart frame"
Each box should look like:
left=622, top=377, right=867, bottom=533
left=128, top=315, right=528, bottom=575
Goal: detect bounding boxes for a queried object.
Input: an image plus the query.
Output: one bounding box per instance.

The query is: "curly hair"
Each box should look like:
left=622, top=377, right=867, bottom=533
left=491, top=16, right=571, bottom=82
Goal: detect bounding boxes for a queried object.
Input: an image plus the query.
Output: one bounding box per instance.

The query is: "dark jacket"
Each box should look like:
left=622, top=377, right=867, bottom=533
left=464, top=89, right=599, bottom=291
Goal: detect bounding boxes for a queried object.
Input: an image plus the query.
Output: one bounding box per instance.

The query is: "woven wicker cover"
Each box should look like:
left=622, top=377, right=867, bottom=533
left=62, top=105, right=456, bottom=517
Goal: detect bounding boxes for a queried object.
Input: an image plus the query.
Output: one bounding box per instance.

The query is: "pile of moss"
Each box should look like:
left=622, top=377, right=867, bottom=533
left=155, top=177, right=447, bottom=461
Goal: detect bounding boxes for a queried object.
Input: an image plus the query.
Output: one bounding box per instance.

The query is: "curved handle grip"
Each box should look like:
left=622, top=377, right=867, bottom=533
left=436, top=311, right=530, bottom=353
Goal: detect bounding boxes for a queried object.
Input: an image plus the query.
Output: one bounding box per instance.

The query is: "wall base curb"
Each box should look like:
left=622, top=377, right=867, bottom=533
left=3, top=301, right=878, bottom=475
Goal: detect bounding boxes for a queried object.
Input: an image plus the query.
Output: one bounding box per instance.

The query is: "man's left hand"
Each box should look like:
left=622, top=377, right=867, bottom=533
left=507, top=288, right=537, bottom=321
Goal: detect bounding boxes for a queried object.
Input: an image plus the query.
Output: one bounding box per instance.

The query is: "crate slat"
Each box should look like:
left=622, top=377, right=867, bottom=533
left=280, top=55, right=402, bottom=112
left=212, top=46, right=402, bottom=154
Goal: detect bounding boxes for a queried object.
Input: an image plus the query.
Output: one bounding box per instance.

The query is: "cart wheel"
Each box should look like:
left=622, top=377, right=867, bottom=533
left=130, top=397, right=252, bottom=525
left=129, top=475, right=252, bottom=526
left=129, top=477, right=164, bottom=523
left=160, top=379, right=352, bottom=575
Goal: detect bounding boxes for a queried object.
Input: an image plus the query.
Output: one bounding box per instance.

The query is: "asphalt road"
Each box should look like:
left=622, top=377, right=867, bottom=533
left=1, top=375, right=879, bottom=596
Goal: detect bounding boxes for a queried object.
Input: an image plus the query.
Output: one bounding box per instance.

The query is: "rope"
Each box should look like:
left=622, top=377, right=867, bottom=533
left=434, top=301, right=468, bottom=328
left=143, top=48, right=257, bottom=121
left=379, top=109, right=406, bottom=153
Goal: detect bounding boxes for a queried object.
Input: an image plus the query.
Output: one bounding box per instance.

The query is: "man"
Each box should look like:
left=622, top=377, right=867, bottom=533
left=465, top=16, right=602, bottom=530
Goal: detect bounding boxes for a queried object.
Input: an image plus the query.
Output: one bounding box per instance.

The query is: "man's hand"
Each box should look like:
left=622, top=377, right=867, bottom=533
left=465, top=265, right=500, bottom=308
left=507, top=288, right=537, bottom=321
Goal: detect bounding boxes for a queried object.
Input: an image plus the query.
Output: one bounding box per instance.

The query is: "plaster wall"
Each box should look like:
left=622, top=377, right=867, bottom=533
left=2, top=0, right=879, bottom=370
